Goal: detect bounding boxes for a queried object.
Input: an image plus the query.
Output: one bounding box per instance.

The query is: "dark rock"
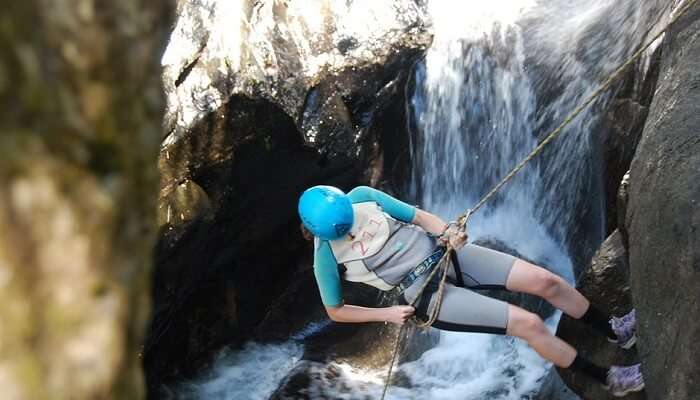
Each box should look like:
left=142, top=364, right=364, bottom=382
left=533, top=368, right=579, bottom=400
left=625, top=3, right=700, bottom=399
left=145, top=98, right=363, bottom=391
left=266, top=274, right=438, bottom=397
left=252, top=266, right=328, bottom=344
left=601, top=45, right=662, bottom=235
left=258, top=260, right=437, bottom=398
left=269, top=361, right=344, bottom=400
left=616, top=171, right=631, bottom=248
left=556, top=230, right=643, bottom=400
left=270, top=322, right=437, bottom=399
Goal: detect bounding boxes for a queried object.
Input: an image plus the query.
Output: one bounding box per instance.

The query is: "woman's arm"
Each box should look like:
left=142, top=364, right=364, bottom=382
left=413, top=208, right=468, bottom=249
left=315, top=238, right=415, bottom=325
left=346, top=187, right=459, bottom=239
left=347, top=186, right=416, bottom=222
left=412, top=208, right=449, bottom=236
left=325, top=304, right=415, bottom=325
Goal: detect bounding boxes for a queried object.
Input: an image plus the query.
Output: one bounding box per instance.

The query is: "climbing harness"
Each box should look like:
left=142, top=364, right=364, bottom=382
left=380, top=1, right=698, bottom=398
left=394, top=246, right=446, bottom=293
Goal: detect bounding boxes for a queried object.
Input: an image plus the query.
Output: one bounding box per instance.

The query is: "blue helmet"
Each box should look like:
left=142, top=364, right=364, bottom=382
left=298, top=185, right=354, bottom=240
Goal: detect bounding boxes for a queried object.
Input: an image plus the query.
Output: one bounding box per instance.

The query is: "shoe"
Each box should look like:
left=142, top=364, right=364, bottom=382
left=604, top=364, right=645, bottom=397
left=609, top=309, right=637, bottom=349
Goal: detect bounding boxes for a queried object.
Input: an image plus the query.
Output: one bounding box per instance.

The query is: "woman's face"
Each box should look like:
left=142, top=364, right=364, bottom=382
left=300, top=223, right=314, bottom=241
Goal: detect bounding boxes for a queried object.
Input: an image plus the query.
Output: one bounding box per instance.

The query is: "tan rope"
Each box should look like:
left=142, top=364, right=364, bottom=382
left=380, top=1, right=698, bottom=398
left=379, top=246, right=453, bottom=399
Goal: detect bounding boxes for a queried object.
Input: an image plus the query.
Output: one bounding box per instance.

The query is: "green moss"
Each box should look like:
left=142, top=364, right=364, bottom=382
left=15, top=356, right=45, bottom=399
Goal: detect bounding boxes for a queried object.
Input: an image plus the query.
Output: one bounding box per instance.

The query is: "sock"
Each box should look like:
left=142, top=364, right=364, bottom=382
left=579, top=304, right=616, bottom=340
left=568, top=355, right=609, bottom=384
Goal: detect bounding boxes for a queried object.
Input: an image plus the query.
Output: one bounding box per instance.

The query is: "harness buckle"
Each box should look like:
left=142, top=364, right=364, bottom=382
left=394, top=246, right=446, bottom=294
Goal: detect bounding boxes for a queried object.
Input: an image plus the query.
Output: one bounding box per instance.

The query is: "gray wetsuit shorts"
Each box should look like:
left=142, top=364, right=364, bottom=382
left=401, top=243, right=517, bottom=334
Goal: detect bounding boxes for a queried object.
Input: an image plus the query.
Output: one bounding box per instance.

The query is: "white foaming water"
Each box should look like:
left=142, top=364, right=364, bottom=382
left=175, top=341, right=303, bottom=399
left=300, top=313, right=561, bottom=400
left=517, top=0, right=674, bottom=242
left=173, top=321, right=331, bottom=399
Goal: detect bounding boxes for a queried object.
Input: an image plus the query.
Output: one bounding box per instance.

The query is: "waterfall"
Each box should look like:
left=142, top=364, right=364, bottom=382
left=175, top=1, right=673, bottom=398
left=411, top=0, right=672, bottom=265
left=410, top=0, right=571, bottom=278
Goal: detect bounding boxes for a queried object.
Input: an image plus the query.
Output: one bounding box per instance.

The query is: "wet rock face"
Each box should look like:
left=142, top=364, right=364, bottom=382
left=556, top=230, right=644, bottom=400
left=601, top=47, right=661, bottom=235
left=270, top=313, right=438, bottom=399
left=146, top=100, right=363, bottom=390
left=161, top=0, right=431, bottom=155
left=147, top=0, right=431, bottom=393
left=625, top=3, right=700, bottom=399
left=616, top=171, right=631, bottom=247
left=0, top=1, right=171, bottom=399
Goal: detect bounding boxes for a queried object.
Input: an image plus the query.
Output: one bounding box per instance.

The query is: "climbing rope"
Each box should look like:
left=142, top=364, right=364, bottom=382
left=380, top=0, right=698, bottom=398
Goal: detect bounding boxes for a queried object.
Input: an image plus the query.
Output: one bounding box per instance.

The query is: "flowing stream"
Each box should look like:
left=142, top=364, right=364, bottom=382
left=174, top=0, right=673, bottom=398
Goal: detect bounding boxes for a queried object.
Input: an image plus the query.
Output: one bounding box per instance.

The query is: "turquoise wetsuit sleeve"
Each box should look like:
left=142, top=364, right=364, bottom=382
left=314, top=241, right=344, bottom=307
left=347, top=186, right=416, bottom=223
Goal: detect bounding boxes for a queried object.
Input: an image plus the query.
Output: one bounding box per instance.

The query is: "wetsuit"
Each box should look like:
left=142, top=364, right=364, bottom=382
left=313, top=186, right=516, bottom=334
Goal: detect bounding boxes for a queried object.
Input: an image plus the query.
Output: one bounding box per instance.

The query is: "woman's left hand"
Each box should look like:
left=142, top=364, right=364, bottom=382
left=440, top=226, right=468, bottom=250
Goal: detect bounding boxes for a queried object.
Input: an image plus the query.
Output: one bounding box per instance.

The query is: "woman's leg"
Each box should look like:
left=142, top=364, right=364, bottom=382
left=423, top=285, right=579, bottom=369
left=411, top=275, right=643, bottom=394
left=439, top=246, right=643, bottom=393
left=453, top=245, right=618, bottom=340
left=505, top=259, right=589, bottom=318
left=505, top=304, right=643, bottom=391
left=506, top=304, right=577, bottom=367
left=454, top=245, right=590, bottom=318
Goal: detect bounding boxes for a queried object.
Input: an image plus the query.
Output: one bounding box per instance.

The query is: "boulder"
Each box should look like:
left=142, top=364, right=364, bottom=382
left=161, top=0, right=431, bottom=155
left=601, top=45, right=661, bottom=235
left=0, top=2, right=171, bottom=399
left=255, top=270, right=438, bottom=398
left=625, top=2, right=700, bottom=399
left=534, top=368, right=579, bottom=400
left=556, top=230, right=644, bottom=400
left=270, top=316, right=437, bottom=399
left=616, top=171, right=631, bottom=247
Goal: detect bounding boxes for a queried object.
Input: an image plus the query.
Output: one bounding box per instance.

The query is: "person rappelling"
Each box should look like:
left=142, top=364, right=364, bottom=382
left=298, top=185, right=644, bottom=397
